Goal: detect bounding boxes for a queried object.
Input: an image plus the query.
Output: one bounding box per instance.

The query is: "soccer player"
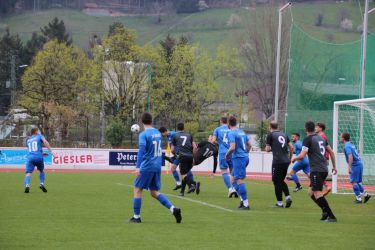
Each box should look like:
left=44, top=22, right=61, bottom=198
left=24, top=127, right=55, bottom=193
left=193, top=136, right=218, bottom=169
left=171, top=123, right=199, bottom=196
left=292, top=121, right=337, bottom=222
left=159, top=127, right=181, bottom=190
left=212, top=117, right=237, bottom=198
left=225, top=116, right=252, bottom=210
left=129, top=113, right=181, bottom=223
left=287, top=133, right=310, bottom=192
left=340, top=132, right=371, bottom=204
left=315, top=122, right=332, bottom=196
left=265, top=122, right=294, bottom=208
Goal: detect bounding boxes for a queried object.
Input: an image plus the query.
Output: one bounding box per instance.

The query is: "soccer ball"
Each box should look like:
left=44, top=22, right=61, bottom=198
left=131, top=124, right=140, bottom=133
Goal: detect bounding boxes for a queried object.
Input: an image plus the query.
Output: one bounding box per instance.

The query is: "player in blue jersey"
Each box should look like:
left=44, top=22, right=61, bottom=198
left=129, top=113, right=181, bottom=223
left=24, top=127, right=55, bottom=193
left=225, top=116, right=252, bottom=210
left=159, top=127, right=181, bottom=190
left=287, top=133, right=311, bottom=192
left=340, top=132, right=371, bottom=204
left=212, top=117, right=237, bottom=198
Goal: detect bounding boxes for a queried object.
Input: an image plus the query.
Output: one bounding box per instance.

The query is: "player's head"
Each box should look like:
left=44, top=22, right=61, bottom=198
left=220, top=116, right=228, bottom=125
left=30, top=127, right=40, bottom=135
left=228, top=116, right=237, bottom=128
left=159, top=126, right=168, bottom=136
left=291, top=133, right=300, bottom=142
left=315, top=122, right=326, bottom=133
left=208, top=135, right=214, bottom=143
left=177, top=122, right=184, bottom=131
left=305, top=121, right=315, bottom=133
left=340, top=132, right=350, bottom=143
left=141, top=112, right=152, bottom=125
left=269, top=121, right=278, bottom=131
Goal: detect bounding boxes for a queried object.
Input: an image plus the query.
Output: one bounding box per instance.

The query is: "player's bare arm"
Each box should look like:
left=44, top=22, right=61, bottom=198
left=42, top=138, right=56, bottom=157
left=347, top=154, right=353, bottom=174
left=225, top=142, right=235, bottom=160
left=265, top=144, right=271, bottom=152
left=246, top=140, right=252, bottom=152
left=326, top=145, right=337, bottom=175
left=292, top=149, right=307, bottom=163
left=288, top=142, right=294, bottom=160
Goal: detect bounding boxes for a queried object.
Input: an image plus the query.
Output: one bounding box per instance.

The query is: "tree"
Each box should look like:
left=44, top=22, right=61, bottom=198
left=0, top=0, right=17, bottom=14
left=41, top=17, right=72, bottom=45
left=159, top=34, right=176, bottom=61
left=23, top=32, right=46, bottom=65
left=108, top=22, right=126, bottom=37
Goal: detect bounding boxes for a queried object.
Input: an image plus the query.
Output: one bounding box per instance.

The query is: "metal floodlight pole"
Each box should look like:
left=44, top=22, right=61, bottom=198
left=359, top=0, right=370, bottom=157
left=274, top=2, right=291, bottom=123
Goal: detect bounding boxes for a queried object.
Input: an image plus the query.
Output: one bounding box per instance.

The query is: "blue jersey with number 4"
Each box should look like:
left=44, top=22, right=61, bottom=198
left=137, top=128, right=162, bottom=172
left=213, top=125, right=230, bottom=154
left=26, top=135, right=44, bottom=159
left=344, top=142, right=362, bottom=166
left=228, top=128, right=249, bottom=159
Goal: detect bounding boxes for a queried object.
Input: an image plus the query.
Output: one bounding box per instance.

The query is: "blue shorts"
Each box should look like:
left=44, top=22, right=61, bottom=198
left=350, top=163, right=363, bottom=183
left=231, top=157, right=249, bottom=180
left=292, top=158, right=310, bottom=174
left=219, top=153, right=232, bottom=170
left=25, top=157, right=44, bottom=174
left=134, top=171, right=161, bottom=191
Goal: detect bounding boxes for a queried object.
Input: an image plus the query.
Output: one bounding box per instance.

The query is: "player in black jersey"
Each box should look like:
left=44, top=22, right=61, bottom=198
left=193, top=136, right=218, bottom=169
left=266, top=122, right=294, bottom=208
left=292, top=121, right=337, bottom=222
left=171, top=123, right=199, bottom=196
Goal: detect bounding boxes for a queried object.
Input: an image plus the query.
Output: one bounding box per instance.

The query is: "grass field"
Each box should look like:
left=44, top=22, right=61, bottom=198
left=0, top=171, right=374, bottom=249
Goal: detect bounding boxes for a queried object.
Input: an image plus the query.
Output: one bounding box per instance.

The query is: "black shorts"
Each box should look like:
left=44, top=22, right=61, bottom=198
left=310, top=171, right=328, bottom=191
left=179, top=154, right=194, bottom=175
left=271, top=162, right=290, bottom=183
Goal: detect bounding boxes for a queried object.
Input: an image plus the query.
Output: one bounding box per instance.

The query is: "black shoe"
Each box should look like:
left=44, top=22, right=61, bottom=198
left=354, top=199, right=362, bottom=204
left=228, top=189, right=238, bottom=198
left=238, top=205, right=250, bottom=210
left=40, top=185, right=47, bottom=193
left=173, top=185, right=182, bottom=191
left=293, top=186, right=302, bottom=192
left=178, top=193, right=184, bottom=197
left=238, top=201, right=244, bottom=209
left=324, top=217, right=337, bottom=222
left=320, top=212, right=329, bottom=221
left=128, top=217, right=141, bottom=223
left=173, top=208, right=182, bottom=223
left=187, top=185, right=196, bottom=194
left=195, top=182, right=200, bottom=195
left=24, top=187, right=30, bottom=193
left=285, top=198, right=292, bottom=208
left=272, top=204, right=284, bottom=208
left=364, top=195, right=371, bottom=203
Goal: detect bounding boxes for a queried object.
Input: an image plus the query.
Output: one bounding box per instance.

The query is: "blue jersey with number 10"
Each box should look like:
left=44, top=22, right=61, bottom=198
left=138, top=128, right=162, bottom=172
left=213, top=125, right=230, bottom=154
left=26, top=135, right=44, bottom=159
left=228, top=128, right=249, bottom=159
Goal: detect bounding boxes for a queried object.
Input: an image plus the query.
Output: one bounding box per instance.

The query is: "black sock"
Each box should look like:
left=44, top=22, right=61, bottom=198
left=296, top=183, right=301, bottom=188
left=281, top=181, right=290, bottom=197
left=311, top=195, right=321, bottom=208
left=181, top=177, right=187, bottom=194
left=316, top=197, right=335, bottom=218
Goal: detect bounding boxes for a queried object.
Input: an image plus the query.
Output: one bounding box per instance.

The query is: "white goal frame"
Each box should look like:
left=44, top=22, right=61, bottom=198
left=332, top=97, right=375, bottom=194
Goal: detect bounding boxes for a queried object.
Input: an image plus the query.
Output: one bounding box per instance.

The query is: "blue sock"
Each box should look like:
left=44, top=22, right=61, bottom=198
left=133, top=198, right=142, bottom=217
left=25, top=175, right=31, bottom=187
left=358, top=183, right=364, bottom=193
left=157, top=194, right=173, bottom=210
left=39, top=172, right=45, bottom=185
left=353, top=184, right=360, bottom=197
left=232, top=182, right=239, bottom=192
left=187, top=171, right=194, bottom=181
left=222, top=173, right=231, bottom=189
left=238, top=183, right=248, bottom=201
left=172, top=170, right=180, bottom=182
left=291, top=174, right=299, bottom=185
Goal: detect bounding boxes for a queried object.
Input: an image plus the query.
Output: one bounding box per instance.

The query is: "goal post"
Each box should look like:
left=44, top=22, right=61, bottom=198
left=332, top=97, right=375, bottom=194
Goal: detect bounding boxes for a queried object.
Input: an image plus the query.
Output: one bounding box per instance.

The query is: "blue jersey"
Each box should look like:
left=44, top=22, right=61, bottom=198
left=213, top=125, right=230, bottom=154
left=344, top=142, right=362, bottom=166
left=26, top=135, right=45, bottom=159
left=168, top=131, right=177, bottom=145
left=294, top=140, right=302, bottom=155
left=136, top=128, right=162, bottom=172
left=228, top=128, right=249, bottom=158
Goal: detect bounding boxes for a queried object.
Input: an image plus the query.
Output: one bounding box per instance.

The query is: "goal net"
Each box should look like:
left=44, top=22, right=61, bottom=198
left=332, top=97, right=375, bottom=194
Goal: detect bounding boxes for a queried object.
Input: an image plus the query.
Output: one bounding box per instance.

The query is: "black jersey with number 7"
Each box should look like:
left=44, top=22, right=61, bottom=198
left=172, top=132, right=193, bottom=157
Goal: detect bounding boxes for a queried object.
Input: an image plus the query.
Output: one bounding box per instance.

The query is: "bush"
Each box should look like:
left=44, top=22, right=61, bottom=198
left=255, top=120, right=269, bottom=151
left=315, top=13, right=324, bottom=27
left=340, top=18, right=353, bottom=32
left=106, top=118, right=126, bottom=147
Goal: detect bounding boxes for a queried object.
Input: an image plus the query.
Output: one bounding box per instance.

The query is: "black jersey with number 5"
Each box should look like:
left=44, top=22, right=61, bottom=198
left=266, top=131, right=290, bottom=164
left=302, top=134, right=328, bottom=172
left=172, top=132, right=193, bottom=157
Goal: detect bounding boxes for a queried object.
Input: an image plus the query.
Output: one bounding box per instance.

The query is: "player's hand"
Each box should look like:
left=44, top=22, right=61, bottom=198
left=51, top=152, right=58, bottom=158
left=332, top=168, right=337, bottom=175
left=291, top=158, right=296, bottom=163
left=42, top=152, right=49, bottom=156
left=348, top=167, right=352, bottom=174
left=135, top=168, right=140, bottom=177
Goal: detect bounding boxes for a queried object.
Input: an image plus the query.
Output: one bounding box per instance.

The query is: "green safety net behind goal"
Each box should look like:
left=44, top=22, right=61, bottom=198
left=285, top=24, right=375, bottom=142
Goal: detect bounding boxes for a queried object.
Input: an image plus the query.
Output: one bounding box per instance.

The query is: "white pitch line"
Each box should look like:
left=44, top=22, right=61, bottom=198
left=116, top=183, right=234, bottom=213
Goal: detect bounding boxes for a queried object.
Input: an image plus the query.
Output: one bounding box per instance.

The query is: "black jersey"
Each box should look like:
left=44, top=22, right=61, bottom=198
left=302, top=134, right=329, bottom=172
left=172, top=131, right=194, bottom=157
left=194, top=141, right=218, bottom=165
left=266, top=131, right=291, bottom=164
